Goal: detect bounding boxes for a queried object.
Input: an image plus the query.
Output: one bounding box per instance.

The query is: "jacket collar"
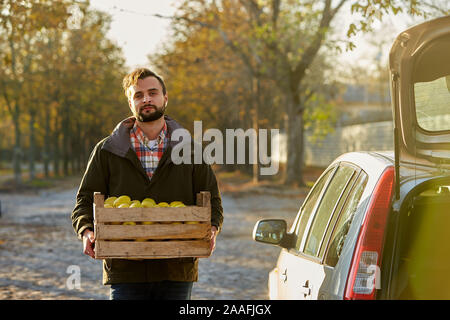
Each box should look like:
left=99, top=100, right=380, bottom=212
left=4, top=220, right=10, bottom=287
left=102, top=115, right=185, bottom=157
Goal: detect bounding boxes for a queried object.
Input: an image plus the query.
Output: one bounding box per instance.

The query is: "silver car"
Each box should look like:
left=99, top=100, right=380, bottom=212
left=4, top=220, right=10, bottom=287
left=253, top=15, right=450, bottom=300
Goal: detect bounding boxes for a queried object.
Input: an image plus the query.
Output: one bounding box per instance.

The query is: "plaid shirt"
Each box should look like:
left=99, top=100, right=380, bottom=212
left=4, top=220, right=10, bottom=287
left=130, top=121, right=170, bottom=179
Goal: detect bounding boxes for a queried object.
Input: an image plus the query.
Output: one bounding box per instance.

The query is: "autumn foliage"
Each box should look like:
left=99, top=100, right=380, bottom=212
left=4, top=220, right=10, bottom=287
left=0, top=1, right=128, bottom=184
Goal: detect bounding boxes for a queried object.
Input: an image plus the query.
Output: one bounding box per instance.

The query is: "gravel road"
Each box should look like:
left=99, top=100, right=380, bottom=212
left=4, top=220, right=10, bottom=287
left=0, top=185, right=305, bottom=300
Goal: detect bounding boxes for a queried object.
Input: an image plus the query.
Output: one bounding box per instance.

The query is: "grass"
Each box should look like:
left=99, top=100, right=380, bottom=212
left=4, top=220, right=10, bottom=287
left=26, top=179, right=55, bottom=189
left=0, top=164, right=324, bottom=195
left=214, top=166, right=324, bottom=196
left=0, top=171, right=82, bottom=193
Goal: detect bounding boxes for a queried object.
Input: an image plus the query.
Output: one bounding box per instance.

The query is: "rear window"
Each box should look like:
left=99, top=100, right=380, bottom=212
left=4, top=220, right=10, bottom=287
left=414, top=75, right=450, bottom=132
left=413, top=36, right=450, bottom=132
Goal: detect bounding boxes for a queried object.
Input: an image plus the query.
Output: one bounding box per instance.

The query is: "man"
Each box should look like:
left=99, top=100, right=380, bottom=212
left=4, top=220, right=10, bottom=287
left=71, top=68, right=223, bottom=300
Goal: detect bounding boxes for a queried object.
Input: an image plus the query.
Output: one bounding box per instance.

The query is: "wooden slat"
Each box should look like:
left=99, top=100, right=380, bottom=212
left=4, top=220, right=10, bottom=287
left=93, top=192, right=104, bottom=221
left=95, top=240, right=211, bottom=259
left=201, top=191, right=211, bottom=207
left=94, top=206, right=210, bottom=223
left=196, top=191, right=211, bottom=207
left=94, top=192, right=104, bottom=207
left=96, top=223, right=210, bottom=240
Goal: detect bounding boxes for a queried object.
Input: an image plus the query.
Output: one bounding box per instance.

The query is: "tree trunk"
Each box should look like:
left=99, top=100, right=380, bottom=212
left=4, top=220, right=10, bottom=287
left=28, top=112, right=36, bottom=181
left=12, top=116, right=22, bottom=185
left=284, top=95, right=305, bottom=187
left=53, top=129, right=61, bottom=177
left=74, top=120, right=81, bottom=173
left=43, top=108, right=50, bottom=178
left=62, top=105, right=70, bottom=176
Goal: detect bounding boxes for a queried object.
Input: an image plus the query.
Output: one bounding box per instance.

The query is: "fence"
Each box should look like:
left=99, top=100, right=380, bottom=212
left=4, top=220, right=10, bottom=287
left=273, top=121, right=394, bottom=168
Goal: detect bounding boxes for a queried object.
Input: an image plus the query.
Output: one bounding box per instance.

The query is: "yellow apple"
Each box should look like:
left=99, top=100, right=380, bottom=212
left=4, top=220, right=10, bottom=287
left=114, top=195, right=131, bottom=207
left=104, top=196, right=117, bottom=206
left=157, top=202, right=170, bottom=207
left=142, top=198, right=156, bottom=207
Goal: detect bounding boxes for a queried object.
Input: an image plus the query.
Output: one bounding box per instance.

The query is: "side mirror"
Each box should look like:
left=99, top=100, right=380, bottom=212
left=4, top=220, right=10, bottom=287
left=253, top=219, right=287, bottom=246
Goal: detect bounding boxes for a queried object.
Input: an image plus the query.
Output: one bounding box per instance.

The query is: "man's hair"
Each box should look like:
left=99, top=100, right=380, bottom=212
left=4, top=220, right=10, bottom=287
left=122, top=68, right=167, bottom=98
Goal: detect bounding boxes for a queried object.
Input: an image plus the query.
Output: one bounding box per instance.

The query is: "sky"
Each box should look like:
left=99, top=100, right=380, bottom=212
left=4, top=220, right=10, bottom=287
left=88, top=0, right=429, bottom=72
left=89, top=0, right=176, bottom=69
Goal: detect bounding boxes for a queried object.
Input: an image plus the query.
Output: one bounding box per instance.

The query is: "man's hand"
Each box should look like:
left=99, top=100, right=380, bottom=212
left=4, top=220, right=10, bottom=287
left=83, top=229, right=96, bottom=259
left=210, top=226, right=218, bottom=254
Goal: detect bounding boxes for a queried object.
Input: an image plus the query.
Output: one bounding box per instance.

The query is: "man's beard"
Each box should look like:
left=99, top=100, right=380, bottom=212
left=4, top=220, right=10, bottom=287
left=136, top=103, right=166, bottom=122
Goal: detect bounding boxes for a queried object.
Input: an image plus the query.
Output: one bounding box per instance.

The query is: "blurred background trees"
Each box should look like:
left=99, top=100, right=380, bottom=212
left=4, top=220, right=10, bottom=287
left=0, top=0, right=127, bottom=185
left=151, top=0, right=449, bottom=186
left=0, top=0, right=448, bottom=187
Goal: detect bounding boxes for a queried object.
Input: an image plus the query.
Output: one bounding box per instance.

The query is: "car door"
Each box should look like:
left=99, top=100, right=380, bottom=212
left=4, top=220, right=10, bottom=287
left=276, top=163, right=359, bottom=299
left=275, top=166, right=335, bottom=299
left=389, top=15, right=450, bottom=183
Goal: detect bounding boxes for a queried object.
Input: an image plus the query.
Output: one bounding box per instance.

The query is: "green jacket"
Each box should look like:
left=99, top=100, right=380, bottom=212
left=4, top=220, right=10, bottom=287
left=71, top=115, right=223, bottom=285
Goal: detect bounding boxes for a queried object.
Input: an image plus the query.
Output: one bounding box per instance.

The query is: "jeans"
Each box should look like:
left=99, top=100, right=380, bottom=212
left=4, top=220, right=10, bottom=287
left=110, top=281, right=193, bottom=300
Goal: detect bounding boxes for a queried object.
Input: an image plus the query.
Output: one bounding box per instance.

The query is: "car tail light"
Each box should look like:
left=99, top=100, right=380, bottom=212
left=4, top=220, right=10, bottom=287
left=344, top=166, right=395, bottom=300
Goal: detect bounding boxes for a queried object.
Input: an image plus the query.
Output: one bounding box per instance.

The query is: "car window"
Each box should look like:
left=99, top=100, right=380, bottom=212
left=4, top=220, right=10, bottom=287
left=325, top=171, right=368, bottom=267
left=414, top=75, right=450, bottom=132
left=303, top=165, right=356, bottom=257
left=294, top=167, right=336, bottom=251
left=318, top=168, right=359, bottom=259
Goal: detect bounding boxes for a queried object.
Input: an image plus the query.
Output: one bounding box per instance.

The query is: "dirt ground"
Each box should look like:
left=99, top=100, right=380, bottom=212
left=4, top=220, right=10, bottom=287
left=0, top=174, right=313, bottom=300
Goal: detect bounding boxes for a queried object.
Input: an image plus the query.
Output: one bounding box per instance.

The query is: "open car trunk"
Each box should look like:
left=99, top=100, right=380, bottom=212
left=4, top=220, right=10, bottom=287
left=390, top=183, right=450, bottom=299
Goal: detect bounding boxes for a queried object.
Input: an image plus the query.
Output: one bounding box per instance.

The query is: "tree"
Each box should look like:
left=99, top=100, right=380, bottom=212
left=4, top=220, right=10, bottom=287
left=0, top=1, right=128, bottom=184
left=151, top=2, right=287, bottom=179
left=0, top=0, right=70, bottom=184
left=159, top=0, right=449, bottom=186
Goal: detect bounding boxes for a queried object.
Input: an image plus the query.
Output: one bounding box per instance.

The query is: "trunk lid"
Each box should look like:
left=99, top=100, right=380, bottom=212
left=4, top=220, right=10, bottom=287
left=389, top=16, right=450, bottom=178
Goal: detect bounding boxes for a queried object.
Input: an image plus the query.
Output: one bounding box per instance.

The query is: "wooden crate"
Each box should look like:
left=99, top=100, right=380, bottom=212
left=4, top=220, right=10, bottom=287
left=93, top=191, right=211, bottom=259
